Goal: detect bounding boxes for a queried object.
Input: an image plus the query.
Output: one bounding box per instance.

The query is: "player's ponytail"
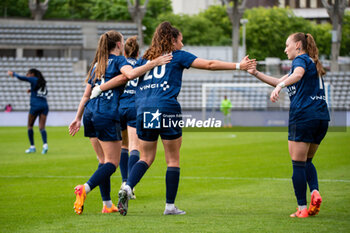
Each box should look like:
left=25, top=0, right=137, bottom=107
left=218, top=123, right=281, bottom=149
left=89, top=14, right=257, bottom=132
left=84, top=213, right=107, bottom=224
left=291, top=32, right=326, bottom=77
left=86, top=30, right=123, bottom=83
left=124, top=36, right=139, bottom=59
left=305, top=33, right=326, bottom=77
left=29, top=68, right=46, bottom=92
left=143, top=21, right=180, bottom=60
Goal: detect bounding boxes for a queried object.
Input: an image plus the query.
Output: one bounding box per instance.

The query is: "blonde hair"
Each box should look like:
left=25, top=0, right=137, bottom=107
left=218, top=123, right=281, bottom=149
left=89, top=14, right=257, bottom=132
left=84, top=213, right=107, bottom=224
left=124, top=36, right=139, bottom=59
left=290, top=32, right=326, bottom=77
left=86, top=30, right=123, bottom=83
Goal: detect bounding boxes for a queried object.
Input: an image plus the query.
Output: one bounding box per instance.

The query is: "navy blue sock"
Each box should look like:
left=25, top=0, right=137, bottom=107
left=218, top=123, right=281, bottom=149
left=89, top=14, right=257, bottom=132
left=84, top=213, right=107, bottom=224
left=126, top=160, right=149, bottom=189
left=86, top=162, right=116, bottom=191
left=119, top=148, right=129, bottom=182
left=40, top=129, right=47, bottom=144
left=128, top=150, right=140, bottom=175
left=98, top=163, right=111, bottom=201
left=28, top=128, right=34, bottom=146
left=306, top=158, right=319, bottom=192
left=292, top=160, right=307, bottom=206
left=166, top=167, right=180, bottom=204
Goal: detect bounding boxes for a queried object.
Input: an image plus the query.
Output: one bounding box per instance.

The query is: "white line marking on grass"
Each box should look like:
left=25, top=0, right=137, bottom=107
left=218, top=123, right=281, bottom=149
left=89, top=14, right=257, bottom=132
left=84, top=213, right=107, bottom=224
left=0, top=175, right=349, bottom=183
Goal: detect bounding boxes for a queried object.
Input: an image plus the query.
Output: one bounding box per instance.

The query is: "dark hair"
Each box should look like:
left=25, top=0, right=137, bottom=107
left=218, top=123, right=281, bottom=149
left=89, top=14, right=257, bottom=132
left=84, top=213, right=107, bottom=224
left=86, top=30, right=123, bottom=83
left=143, top=21, right=180, bottom=60
left=290, top=32, right=326, bottom=76
left=124, top=36, right=139, bottom=59
left=28, top=68, right=46, bottom=91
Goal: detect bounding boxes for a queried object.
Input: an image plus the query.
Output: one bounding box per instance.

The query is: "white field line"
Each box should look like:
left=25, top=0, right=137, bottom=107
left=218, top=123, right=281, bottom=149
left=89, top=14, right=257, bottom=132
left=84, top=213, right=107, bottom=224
left=0, top=175, right=349, bottom=183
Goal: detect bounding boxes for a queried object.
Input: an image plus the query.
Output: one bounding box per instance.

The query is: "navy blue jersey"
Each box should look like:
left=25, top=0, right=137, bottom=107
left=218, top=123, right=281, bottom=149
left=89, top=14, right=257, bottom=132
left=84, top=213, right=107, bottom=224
left=14, top=73, right=48, bottom=108
left=119, top=57, right=139, bottom=109
left=135, top=50, right=197, bottom=115
left=287, top=54, right=330, bottom=123
left=85, top=54, right=129, bottom=121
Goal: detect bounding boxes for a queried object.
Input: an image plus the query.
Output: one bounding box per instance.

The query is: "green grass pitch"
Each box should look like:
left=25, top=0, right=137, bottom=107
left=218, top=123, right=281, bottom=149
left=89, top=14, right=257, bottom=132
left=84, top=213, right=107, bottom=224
left=0, top=126, right=349, bottom=232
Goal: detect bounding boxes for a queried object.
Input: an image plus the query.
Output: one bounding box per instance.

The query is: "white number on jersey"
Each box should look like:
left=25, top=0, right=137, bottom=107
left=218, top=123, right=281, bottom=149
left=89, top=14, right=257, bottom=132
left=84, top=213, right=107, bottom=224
left=144, top=61, right=166, bottom=81
left=127, top=78, right=139, bottom=87
left=319, top=76, right=323, bottom=89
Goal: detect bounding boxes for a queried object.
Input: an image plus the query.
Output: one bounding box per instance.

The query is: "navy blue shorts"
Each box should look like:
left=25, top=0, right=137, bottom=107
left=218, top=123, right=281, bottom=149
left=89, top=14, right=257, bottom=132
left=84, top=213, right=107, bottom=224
left=30, top=104, right=49, bottom=116
left=136, top=114, right=182, bottom=142
left=288, top=119, right=329, bottom=144
left=83, top=109, right=122, bottom=141
left=119, top=106, right=137, bottom=131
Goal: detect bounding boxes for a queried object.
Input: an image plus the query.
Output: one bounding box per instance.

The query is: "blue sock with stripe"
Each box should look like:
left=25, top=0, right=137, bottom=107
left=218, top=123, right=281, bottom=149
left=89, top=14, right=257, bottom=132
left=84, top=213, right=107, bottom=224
left=166, top=167, right=180, bottom=204
left=119, top=148, right=129, bottom=182
left=128, top=150, right=140, bottom=175
left=292, top=160, right=307, bottom=206
left=306, top=158, right=319, bottom=192
left=86, top=162, right=116, bottom=191
left=28, top=128, right=34, bottom=146
left=126, top=160, right=149, bottom=189
left=98, top=163, right=111, bottom=201
left=40, top=129, right=47, bottom=144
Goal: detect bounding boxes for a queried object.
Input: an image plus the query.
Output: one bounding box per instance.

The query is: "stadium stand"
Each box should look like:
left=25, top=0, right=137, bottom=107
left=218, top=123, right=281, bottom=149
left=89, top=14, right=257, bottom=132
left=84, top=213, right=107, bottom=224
left=0, top=24, right=83, bottom=47
left=178, top=70, right=350, bottom=110
left=97, top=25, right=138, bottom=39
left=0, top=57, right=85, bottom=111
left=1, top=60, right=349, bottom=112
left=0, top=20, right=348, bottom=113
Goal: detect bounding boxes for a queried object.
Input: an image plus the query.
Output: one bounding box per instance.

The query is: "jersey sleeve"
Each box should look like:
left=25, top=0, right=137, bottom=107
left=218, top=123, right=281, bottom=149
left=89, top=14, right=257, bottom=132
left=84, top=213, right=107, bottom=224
left=117, top=56, right=130, bottom=71
left=13, top=73, right=35, bottom=84
left=292, top=56, right=307, bottom=70
left=134, top=58, right=145, bottom=68
left=87, top=67, right=96, bottom=86
left=178, top=50, right=197, bottom=69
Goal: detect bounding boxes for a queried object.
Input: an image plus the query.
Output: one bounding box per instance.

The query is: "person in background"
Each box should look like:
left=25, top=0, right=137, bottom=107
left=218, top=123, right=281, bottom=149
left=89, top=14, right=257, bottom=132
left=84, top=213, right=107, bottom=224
left=4, top=104, right=13, bottom=112
left=220, top=95, right=232, bottom=127
left=8, top=69, right=49, bottom=154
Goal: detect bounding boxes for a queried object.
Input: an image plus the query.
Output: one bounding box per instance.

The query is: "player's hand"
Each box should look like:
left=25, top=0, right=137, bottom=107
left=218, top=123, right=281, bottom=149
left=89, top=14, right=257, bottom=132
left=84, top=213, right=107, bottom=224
left=7, top=71, right=13, bottom=77
left=69, top=119, right=81, bottom=136
left=153, top=53, right=173, bottom=66
left=90, top=85, right=102, bottom=99
left=239, top=55, right=256, bottom=71
left=247, top=68, right=258, bottom=76
left=270, top=86, right=282, bottom=102
left=27, top=89, right=31, bottom=93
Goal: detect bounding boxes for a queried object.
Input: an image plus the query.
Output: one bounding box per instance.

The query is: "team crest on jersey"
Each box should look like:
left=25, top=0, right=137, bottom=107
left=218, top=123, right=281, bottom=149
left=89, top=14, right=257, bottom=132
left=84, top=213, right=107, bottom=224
left=143, top=109, right=161, bottom=129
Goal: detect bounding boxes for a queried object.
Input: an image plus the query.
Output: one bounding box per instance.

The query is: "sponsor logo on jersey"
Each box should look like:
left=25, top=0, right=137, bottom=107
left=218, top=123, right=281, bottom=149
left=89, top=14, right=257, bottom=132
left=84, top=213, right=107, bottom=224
left=124, top=89, right=136, bottom=94
left=139, top=81, right=170, bottom=92
left=287, top=85, right=296, bottom=97
left=310, top=95, right=326, bottom=101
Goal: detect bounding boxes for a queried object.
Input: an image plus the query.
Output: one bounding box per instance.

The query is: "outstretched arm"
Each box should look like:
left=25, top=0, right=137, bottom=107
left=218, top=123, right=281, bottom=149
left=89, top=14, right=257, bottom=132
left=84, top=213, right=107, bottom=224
left=120, top=53, right=173, bottom=80
left=270, top=67, right=305, bottom=102
left=247, top=69, right=288, bottom=87
left=8, top=70, right=32, bottom=82
left=69, top=84, right=92, bottom=136
left=190, top=55, right=256, bottom=71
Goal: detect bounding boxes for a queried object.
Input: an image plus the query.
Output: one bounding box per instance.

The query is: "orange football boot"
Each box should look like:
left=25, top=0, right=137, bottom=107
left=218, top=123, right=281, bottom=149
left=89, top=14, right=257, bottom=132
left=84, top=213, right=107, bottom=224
left=308, top=190, right=322, bottom=216
left=74, top=185, right=86, bottom=215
